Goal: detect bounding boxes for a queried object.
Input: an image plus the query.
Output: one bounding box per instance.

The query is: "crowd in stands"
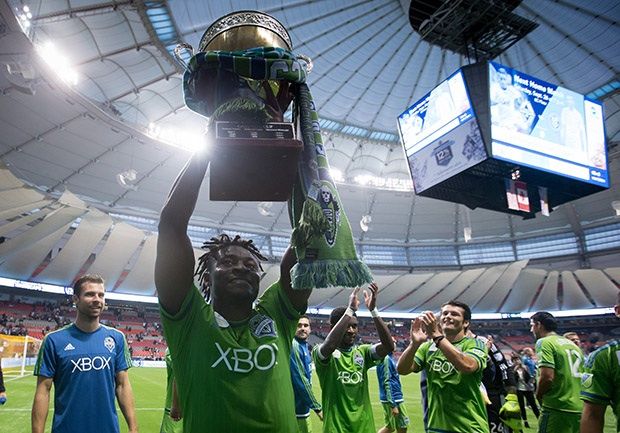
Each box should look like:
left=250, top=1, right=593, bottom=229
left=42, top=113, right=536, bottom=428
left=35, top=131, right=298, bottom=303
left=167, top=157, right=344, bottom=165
left=1, top=286, right=618, bottom=360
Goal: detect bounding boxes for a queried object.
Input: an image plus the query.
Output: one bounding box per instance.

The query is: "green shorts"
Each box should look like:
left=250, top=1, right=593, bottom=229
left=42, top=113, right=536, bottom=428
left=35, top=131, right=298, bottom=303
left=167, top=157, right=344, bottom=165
left=297, top=417, right=312, bottom=433
left=381, top=402, right=410, bottom=430
left=538, top=408, right=580, bottom=433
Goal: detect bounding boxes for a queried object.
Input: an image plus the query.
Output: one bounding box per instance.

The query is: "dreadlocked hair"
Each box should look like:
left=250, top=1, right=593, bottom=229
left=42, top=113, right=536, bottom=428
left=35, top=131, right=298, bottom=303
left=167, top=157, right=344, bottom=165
left=195, top=234, right=267, bottom=301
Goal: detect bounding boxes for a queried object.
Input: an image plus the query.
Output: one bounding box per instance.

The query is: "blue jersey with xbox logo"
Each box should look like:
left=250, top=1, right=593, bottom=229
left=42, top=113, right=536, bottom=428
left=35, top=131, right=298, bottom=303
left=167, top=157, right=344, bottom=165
left=34, top=323, right=132, bottom=433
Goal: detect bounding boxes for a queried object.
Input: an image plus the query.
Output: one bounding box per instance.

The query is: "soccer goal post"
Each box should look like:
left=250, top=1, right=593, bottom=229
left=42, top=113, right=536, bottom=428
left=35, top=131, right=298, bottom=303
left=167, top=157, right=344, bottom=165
left=0, top=334, right=42, bottom=378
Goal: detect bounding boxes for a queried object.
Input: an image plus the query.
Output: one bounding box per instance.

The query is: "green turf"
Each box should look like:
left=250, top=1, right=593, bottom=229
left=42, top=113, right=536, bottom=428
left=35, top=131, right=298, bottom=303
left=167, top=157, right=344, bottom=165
left=1, top=367, right=617, bottom=432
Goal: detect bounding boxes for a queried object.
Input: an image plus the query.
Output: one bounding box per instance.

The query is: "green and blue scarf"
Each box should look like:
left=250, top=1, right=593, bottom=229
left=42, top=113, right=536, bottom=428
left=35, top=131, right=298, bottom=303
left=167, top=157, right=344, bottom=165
left=183, top=47, right=372, bottom=290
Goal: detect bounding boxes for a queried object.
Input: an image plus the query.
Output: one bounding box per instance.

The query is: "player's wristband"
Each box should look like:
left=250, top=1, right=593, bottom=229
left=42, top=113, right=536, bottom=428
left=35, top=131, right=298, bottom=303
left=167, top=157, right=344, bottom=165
left=433, top=335, right=445, bottom=346
left=370, top=308, right=380, bottom=318
left=344, top=307, right=355, bottom=317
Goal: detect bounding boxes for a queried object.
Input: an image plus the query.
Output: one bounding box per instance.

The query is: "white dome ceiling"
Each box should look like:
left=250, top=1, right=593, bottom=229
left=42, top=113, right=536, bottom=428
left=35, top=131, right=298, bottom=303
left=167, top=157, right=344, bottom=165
left=0, top=0, right=618, bottom=310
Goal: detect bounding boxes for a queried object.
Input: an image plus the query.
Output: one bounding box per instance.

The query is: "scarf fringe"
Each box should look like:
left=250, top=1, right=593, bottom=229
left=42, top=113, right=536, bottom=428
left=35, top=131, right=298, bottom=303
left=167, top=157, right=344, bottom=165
left=291, top=259, right=373, bottom=290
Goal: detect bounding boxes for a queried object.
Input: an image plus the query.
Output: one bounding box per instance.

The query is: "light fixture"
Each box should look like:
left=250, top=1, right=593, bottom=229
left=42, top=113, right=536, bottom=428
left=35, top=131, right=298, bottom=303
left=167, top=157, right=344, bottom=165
left=146, top=122, right=207, bottom=153
left=360, top=214, right=372, bottom=232
left=462, top=205, right=472, bottom=242
left=257, top=202, right=274, bottom=217
left=35, top=42, right=78, bottom=85
left=463, top=226, right=472, bottom=243
left=329, top=167, right=344, bottom=182
left=116, top=169, right=138, bottom=191
left=612, top=200, right=620, bottom=216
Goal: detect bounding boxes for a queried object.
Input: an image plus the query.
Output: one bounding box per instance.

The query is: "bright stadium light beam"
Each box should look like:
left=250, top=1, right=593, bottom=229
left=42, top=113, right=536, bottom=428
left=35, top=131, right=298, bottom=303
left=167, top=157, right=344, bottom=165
left=329, top=167, right=344, bottom=182
left=147, top=122, right=207, bottom=153
left=35, top=41, right=79, bottom=86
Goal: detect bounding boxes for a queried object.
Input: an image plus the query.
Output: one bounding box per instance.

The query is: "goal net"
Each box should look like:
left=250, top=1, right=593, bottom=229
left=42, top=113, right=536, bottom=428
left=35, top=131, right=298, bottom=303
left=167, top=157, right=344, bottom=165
left=1, top=334, right=42, bottom=378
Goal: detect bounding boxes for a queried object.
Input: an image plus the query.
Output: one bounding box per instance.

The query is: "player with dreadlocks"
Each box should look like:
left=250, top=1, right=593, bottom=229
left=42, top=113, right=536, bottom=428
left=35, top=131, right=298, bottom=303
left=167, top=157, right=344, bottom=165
left=155, top=151, right=313, bottom=433
left=194, top=234, right=267, bottom=301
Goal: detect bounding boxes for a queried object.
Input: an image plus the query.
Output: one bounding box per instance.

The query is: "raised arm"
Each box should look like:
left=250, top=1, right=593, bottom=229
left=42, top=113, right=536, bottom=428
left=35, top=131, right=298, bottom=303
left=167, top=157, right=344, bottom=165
left=396, top=318, right=427, bottom=375
left=318, top=287, right=360, bottom=358
left=155, top=150, right=209, bottom=314
left=365, top=282, right=394, bottom=359
left=31, top=376, right=52, bottom=433
left=115, top=370, right=138, bottom=433
left=280, top=246, right=310, bottom=312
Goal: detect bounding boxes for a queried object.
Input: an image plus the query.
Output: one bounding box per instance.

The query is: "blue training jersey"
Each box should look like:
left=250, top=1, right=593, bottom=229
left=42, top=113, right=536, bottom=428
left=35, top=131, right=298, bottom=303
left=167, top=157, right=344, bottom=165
left=290, top=337, right=321, bottom=417
left=376, top=354, right=404, bottom=405
left=34, top=323, right=132, bottom=433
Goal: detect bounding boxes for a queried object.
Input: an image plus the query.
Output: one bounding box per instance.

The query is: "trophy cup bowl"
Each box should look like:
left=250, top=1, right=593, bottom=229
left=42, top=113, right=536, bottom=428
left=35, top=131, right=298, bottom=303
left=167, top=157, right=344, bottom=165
left=189, top=11, right=304, bottom=202
left=199, top=11, right=292, bottom=52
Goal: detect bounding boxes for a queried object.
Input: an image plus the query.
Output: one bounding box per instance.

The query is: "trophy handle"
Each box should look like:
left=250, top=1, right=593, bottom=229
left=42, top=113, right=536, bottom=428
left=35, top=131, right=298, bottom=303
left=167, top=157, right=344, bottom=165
left=296, top=54, right=313, bottom=73
left=174, top=43, right=195, bottom=69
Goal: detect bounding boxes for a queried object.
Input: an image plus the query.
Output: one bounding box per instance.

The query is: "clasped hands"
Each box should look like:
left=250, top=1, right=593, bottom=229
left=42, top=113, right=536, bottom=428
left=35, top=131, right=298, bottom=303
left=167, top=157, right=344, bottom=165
left=409, top=311, right=443, bottom=344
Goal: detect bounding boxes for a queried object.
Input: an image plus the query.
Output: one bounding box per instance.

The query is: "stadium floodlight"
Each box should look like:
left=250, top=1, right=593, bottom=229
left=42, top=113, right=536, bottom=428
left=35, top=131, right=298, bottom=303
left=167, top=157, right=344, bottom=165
left=35, top=41, right=78, bottom=85
left=329, top=167, right=344, bottom=182
left=147, top=122, right=207, bottom=153
left=463, top=226, right=472, bottom=243
left=360, top=214, right=372, bottom=232
left=257, top=201, right=274, bottom=217
left=116, top=169, right=138, bottom=190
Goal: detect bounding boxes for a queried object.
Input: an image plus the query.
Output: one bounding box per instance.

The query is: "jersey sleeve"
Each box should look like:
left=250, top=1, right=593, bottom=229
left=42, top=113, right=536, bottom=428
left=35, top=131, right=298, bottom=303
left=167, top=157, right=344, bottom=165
left=114, top=330, right=132, bottom=372
left=465, top=338, right=488, bottom=372
left=312, top=343, right=331, bottom=372
left=256, top=281, right=300, bottom=347
left=414, top=341, right=430, bottom=370
left=536, top=338, right=556, bottom=370
left=34, top=334, right=56, bottom=378
left=159, top=284, right=202, bottom=357
left=360, top=344, right=381, bottom=370
left=581, top=345, right=614, bottom=406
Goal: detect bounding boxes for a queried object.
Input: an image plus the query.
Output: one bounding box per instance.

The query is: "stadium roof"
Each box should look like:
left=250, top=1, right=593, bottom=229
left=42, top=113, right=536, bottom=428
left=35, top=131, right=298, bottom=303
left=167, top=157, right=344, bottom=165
left=0, top=0, right=618, bottom=312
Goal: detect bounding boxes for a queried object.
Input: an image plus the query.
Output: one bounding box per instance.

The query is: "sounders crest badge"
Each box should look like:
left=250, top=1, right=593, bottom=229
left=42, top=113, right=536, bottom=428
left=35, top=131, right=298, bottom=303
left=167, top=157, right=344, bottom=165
left=249, top=314, right=277, bottom=339
left=104, top=336, right=115, bottom=353
left=319, top=185, right=340, bottom=247
left=354, top=352, right=364, bottom=368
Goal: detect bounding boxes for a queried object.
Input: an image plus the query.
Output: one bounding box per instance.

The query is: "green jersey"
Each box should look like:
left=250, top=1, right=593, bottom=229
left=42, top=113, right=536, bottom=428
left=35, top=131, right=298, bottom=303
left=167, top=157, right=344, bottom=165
left=414, top=337, right=489, bottom=433
left=160, top=282, right=300, bottom=433
left=535, top=334, right=584, bottom=413
left=160, top=348, right=182, bottom=433
left=312, top=344, right=380, bottom=433
left=581, top=339, right=620, bottom=432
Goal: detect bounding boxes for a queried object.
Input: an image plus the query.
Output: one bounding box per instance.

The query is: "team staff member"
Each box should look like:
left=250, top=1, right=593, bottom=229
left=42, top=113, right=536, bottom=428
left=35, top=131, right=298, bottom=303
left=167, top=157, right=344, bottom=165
left=530, top=311, right=584, bottom=433
left=376, top=344, right=410, bottom=433
left=31, top=275, right=137, bottom=433
left=397, top=301, right=489, bottom=433
left=467, top=330, right=518, bottom=432
left=313, top=283, right=394, bottom=433
left=290, top=316, right=323, bottom=433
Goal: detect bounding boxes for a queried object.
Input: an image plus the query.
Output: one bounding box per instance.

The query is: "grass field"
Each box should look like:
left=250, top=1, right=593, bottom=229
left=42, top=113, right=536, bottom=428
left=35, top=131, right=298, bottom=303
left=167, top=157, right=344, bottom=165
left=1, top=367, right=617, bottom=432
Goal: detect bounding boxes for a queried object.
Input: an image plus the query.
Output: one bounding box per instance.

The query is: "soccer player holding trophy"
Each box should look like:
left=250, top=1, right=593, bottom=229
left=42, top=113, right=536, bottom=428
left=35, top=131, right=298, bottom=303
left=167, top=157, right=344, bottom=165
left=156, top=11, right=372, bottom=433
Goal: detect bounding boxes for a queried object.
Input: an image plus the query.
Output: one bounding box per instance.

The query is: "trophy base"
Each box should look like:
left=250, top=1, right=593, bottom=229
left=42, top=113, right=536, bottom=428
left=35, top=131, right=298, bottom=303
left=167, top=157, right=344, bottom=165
left=209, top=121, right=302, bottom=201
